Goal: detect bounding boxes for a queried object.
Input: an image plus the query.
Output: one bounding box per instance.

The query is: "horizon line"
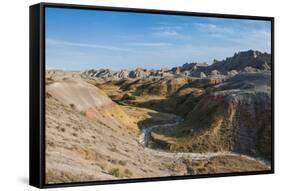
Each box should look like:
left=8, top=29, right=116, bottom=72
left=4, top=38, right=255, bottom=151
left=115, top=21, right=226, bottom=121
left=46, top=49, right=271, bottom=71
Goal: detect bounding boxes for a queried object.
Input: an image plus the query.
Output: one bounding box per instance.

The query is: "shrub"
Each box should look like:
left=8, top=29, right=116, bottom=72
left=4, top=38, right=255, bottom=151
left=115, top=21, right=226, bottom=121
left=72, top=133, right=77, bottom=137
left=124, top=169, right=132, bottom=177
left=121, top=93, right=136, bottom=101
left=80, top=111, right=86, bottom=116
left=69, top=103, right=76, bottom=109
left=109, top=168, right=121, bottom=177
left=118, top=160, right=127, bottom=166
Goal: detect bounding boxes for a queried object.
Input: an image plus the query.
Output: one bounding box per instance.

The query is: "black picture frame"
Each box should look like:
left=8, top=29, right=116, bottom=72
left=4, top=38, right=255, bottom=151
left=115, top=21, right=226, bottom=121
left=30, top=2, right=275, bottom=189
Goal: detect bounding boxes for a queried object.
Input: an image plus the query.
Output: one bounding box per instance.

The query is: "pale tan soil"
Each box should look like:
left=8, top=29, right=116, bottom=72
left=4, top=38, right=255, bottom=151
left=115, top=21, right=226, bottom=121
left=46, top=93, right=176, bottom=183
left=45, top=73, right=270, bottom=184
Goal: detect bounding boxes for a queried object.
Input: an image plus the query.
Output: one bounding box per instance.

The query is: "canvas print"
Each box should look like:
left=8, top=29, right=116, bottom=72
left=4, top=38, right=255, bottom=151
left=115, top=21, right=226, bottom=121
left=45, top=7, right=272, bottom=184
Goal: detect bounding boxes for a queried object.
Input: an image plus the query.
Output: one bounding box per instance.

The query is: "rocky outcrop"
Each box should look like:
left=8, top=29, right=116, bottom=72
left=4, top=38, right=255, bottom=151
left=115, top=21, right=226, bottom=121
left=115, top=69, right=129, bottom=78
left=84, top=69, right=114, bottom=78
left=190, top=71, right=207, bottom=78
left=83, top=50, right=271, bottom=81
left=205, top=50, right=271, bottom=74
left=129, top=68, right=150, bottom=78
left=182, top=62, right=208, bottom=71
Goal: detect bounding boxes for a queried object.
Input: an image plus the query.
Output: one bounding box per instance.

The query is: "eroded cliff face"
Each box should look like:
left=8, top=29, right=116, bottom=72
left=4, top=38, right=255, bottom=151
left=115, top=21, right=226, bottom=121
left=189, top=90, right=271, bottom=159
left=149, top=72, right=271, bottom=161
left=232, top=91, right=271, bottom=160
left=215, top=72, right=271, bottom=160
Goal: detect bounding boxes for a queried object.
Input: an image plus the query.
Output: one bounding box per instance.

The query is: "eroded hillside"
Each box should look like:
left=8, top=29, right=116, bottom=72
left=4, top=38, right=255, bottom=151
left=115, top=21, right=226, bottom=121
left=46, top=50, right=271, bottom=183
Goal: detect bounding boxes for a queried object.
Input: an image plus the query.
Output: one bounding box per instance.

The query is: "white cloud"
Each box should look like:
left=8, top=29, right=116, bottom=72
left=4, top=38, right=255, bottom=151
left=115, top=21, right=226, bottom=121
left=195, top=23, right=234, bottom=34
left=127, top=42, right=172, bottom=47
left=153, top=31, right=185, bottom=39
left=151, top=25, right=188, bottom=40
left=195, top=23, right=217, bottom=31
left=46, top=39, right=134, bottom=52
left=152, top=25, right=184, bottom=31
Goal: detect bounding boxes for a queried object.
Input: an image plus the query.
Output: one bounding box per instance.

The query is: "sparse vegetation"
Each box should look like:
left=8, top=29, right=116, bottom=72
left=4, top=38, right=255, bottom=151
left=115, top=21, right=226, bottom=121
left=109, top=168, right=121, bottom=177
left=121, top=93, right=136, bottom=101
left=80, top=111, right=86, bottom=116
left=108, top=167, right=133, bottom=178
left=69, top=103, right=76, bottom=109
left=109, top=159, right=126, bottom=166
left=118, top=160, right=127, bottom=166
left=124, top=169, right=133, bottom=177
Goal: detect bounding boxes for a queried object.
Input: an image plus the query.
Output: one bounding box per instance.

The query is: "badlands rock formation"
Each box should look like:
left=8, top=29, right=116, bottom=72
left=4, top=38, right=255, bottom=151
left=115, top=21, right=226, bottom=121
left=83, top=50, right=271, bottom=80
left=46, top=50, right=271, bottom=183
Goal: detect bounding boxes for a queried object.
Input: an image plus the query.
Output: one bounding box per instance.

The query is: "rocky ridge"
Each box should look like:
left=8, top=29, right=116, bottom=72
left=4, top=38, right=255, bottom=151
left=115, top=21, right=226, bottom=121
left=82, top=50, right=271, bottom=80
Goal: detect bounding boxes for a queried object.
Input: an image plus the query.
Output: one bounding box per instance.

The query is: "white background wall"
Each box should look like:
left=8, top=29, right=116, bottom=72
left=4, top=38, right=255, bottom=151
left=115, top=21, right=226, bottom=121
left=0, top=0, right=279, bottom=190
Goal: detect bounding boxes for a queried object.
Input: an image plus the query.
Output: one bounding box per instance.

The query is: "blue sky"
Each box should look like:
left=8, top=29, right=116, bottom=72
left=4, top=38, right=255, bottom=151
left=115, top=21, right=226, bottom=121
left=46, top=7, right=271, bottom=71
